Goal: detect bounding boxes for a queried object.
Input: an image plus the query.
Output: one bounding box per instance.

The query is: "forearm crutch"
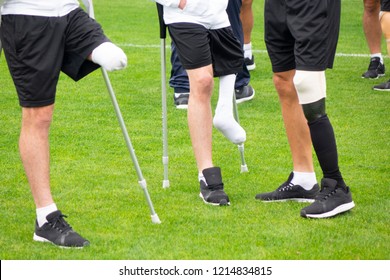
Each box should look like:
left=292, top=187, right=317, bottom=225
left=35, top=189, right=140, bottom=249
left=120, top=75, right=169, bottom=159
left=156, top=3, right=170, bottom=188
left=83, top=0, right=161, bottom=224
left=0, top=13, right=2, bottom=57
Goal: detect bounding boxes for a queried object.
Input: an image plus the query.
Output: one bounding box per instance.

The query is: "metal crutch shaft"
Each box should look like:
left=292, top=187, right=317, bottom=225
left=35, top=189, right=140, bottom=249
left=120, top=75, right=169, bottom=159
left=86, top=0, right=161, bottom=224
left=101, top=70, right=160, bottom=223
left=156, top=3, right=169, bottom=188
left=233, top=92, right=249, bottom=173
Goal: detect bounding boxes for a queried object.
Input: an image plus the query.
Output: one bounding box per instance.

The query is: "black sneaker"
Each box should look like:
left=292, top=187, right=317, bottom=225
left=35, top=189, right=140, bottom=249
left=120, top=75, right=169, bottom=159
left=199, top=167, right=230, bottom=206
left=373, top=79, right=390, bottom=91
left=173, top=93, right=189, bottom=109
left=33, top=210, right=90, bottom=248
left=235, top=85, right=255, bottom=104
left=255, top=172, right=319, bottom=202
left=362, top=57, right=385, bottom=79
left=300, top=178, right=355, bottom=218
left=244, top=55, right=256, bottom=71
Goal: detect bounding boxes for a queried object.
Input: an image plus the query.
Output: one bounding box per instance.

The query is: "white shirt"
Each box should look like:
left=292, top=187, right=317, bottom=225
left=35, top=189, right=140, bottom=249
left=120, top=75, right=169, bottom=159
left=1, top=0, right=80, bottom=17
left=154, top=0, right=230, bottom=29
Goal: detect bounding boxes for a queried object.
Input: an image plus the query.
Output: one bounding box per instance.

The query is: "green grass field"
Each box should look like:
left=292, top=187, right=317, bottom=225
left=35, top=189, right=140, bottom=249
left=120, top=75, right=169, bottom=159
left=0, top=0, right=389, bottom=260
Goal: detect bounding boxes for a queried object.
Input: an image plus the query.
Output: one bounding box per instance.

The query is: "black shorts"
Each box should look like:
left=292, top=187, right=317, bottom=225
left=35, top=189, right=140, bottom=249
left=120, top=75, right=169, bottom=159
left=0, top=8, right=109, bottom=107
left=168, top=23, right=243, bottom=77
left=382, top=0, right=390, bottom=12
left=264, top=0, right=341, bottom=72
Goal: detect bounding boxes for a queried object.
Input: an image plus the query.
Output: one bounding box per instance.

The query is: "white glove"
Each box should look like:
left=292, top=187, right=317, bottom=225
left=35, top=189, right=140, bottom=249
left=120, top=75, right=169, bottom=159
left=91, top=42, right=127, bottom=71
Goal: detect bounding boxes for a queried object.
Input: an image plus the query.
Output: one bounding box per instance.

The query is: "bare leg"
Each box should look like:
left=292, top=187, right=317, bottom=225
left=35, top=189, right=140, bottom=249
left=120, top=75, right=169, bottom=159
left=381, top=12, right=390, bottom=55
left=363, top=0, right=382, bottom=54
left=240, top=0, right=254, bottom=45
left=19, top=105, right=55, bottom=208
left=273, top=70, right=314, bottom=172
left=186, top=65, right=214, bottom=173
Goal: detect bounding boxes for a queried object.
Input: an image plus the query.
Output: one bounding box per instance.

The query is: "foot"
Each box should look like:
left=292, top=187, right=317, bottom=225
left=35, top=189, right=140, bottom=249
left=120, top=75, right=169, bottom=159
left=33, top=210, right=90, bottom=248
left=373, top=79, right=390, bottom=91
left=300, top=178, right=355, bottom=218
left=199, top=167, right=230, bottom=206
left=235, top=85, right=255, bottom=104
left=173, top=93, right=189, bottom=109
left=362, top=57, right=385, bottom=79
left=255, top=172, right=319, bottom=202
left=244, top=55, right=256, bottom=71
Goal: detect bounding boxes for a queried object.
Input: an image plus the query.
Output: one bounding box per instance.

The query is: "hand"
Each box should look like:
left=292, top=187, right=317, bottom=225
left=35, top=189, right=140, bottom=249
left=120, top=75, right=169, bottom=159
left=178, top=0, right=186, bottom=10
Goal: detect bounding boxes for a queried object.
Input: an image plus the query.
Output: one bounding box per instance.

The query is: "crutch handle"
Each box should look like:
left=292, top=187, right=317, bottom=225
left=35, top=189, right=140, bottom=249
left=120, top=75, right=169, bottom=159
left=156, top=3, right=166, bottom=39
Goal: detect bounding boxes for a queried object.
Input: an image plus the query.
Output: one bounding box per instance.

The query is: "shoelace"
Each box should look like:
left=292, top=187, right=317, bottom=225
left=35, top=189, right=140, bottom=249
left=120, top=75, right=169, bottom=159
left=278, top=182, right=294, bottom=192
left=316, top=186, right=337, bottom=201
left=368, top=58, right=380, bottom=70
left=50, top=214, right=72, bottom=233
left=208, top=183, right=224, bottom=191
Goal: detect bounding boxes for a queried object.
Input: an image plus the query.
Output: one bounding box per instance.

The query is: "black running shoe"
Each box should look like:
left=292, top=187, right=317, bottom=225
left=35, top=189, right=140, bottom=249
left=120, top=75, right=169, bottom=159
left=244, top=55, right=256, bottom=71
left=173, top=93, right=189, bottom=109
left=362, top=57, right=385, bottom=79
left=199, top=167, right=230, bottom=206
left=33, top=210, right=90, bottom=248
left=255, top=172, right=319, bottom=202
left=373, top=79, right=390, bottom=91
left=235, top=85, right=255, bottom=104
left=300, top=178, right=355, bottom=218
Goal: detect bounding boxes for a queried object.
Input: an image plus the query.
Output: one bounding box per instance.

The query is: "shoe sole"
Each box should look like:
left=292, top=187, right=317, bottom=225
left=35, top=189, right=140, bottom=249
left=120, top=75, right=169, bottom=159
left=175, top=104, right=188, bottom=110
left=236, top=89, right=255, bottom=104
left=199, top=193, right=230, bottom=206
left=373, top=88, right=390, bottom=91
left=33, top=233, right=88, bottom=249
left=361, top=74, right=385, bottom=79
left=301, top=201, right=355, bottom=219
left=257, top=198, right=315, bottom=203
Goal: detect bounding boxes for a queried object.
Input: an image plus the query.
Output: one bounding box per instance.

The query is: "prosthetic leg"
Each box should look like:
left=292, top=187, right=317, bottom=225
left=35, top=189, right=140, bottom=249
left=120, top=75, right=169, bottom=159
left=213, top=75, right=248, bottom=172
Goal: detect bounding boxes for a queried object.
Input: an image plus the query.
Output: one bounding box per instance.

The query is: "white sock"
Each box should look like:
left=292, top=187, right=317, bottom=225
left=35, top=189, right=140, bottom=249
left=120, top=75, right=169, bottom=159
left=91, top=42, right=127, bottom=71
left=291, top=171, right=317, bottom=190
left=174, top=92, right=189, bottom=98
left=213, top=75, right=246, bottom=144
left=243, top=42, right=253, bottom=59
left=371, top=53, right=384, bottom=64
left=198, top=173, right=206, bottom=185
left=36, top=203, right=58, bottom=227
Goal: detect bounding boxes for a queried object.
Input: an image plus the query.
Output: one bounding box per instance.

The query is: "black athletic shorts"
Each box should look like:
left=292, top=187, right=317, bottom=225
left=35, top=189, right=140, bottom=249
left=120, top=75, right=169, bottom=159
left=264, top=0, right=341, bottom=73
left=0, top=8, right=109, bottom=107
left=382, top=0, right=390, bottom=12
left=168, top=23, right=243, bottom=77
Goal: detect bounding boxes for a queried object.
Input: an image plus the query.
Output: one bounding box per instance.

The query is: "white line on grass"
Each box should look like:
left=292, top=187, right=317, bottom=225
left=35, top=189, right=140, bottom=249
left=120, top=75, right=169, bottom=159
left=118, top=43, right=374, bottom=58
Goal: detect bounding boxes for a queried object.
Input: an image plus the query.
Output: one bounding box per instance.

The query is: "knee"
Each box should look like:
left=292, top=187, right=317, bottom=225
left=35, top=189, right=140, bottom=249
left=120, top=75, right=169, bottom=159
left=293, top=70, right=326, bottom=104
left=22, top=106, right=54, bottom=129
left=273, top=72, right=296, bottom=100
left=363, top=0, right=380, bottom=14
left=194, top=73, right=214, bottom=94
left=273, top=72, right=289, bottom=83
left=380, top=12, right=390, bottom=39
left=273, top=72, right=291, bottom=91
left=91, top=42, right=127, bottom=71
left=293, top=70, right=327, bottom=122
